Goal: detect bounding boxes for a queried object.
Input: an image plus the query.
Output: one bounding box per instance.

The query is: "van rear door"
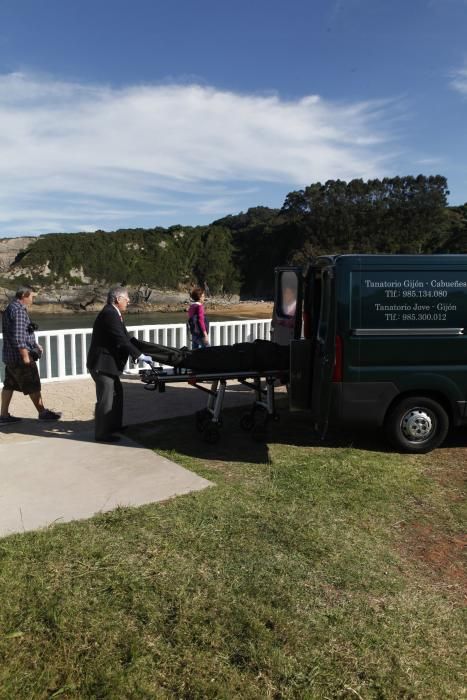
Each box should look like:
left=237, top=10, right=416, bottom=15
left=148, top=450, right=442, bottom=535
left=271, top=267, right=303, bottom=345
left=288, top=265, right=319, bottom=410
left=310, top=265, right=337, bottom=434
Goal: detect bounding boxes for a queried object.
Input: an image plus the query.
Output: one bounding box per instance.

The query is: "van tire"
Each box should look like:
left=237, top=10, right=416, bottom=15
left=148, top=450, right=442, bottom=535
left=385, top=396, right=449, bottom=453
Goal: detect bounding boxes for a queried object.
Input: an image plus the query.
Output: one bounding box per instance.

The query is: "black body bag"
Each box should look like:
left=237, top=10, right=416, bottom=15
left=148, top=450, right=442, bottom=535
left=131, top=338, right=289, bottom=373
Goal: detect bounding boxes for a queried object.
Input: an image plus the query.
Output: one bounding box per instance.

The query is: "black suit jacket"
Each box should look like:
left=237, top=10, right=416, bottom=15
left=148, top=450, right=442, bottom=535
left=86, top=304, right=141, bottom=375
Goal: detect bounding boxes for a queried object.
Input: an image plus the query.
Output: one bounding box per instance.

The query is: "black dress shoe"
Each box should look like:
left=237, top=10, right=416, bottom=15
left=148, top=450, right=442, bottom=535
left=95, top=435, right=121, bottom=443
left=114, top=425, right=129, bottom=433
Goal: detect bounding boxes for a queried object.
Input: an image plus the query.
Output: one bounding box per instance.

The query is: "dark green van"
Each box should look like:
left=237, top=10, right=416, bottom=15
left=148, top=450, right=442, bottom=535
left=272, top=255, right=467, bottom=453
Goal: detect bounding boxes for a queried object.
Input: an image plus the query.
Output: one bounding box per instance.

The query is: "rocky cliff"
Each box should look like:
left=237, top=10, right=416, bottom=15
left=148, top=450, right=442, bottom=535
left=0, top=234, right=241, bottom=313
left=0, top=236, right=37, bottom=272
left=0, top=280, right=203, bottom=314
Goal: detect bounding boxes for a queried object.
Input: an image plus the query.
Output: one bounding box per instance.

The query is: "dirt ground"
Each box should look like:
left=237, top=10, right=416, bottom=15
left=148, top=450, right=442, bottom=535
left=23, top=300, right=275, bottom=318
left=396, top=449, right=466, bottom=602
left=206, top=301, right=273, bottom=318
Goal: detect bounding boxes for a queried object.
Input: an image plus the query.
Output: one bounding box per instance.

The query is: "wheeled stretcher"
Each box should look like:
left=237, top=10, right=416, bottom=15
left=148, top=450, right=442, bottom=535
left=132, top=337, right=290, bottom=442
left=139, top=364, right=289, bottom=443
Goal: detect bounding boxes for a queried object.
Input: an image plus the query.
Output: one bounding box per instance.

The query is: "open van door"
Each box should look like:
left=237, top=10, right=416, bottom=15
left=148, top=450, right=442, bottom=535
left=309, top=265, right=337, bottom=435
left=271, top=267, right=303, bottom=346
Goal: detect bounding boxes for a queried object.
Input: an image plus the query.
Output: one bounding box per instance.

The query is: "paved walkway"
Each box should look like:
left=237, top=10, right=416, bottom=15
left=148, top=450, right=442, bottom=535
left=0, top=373, right=256, bottom=538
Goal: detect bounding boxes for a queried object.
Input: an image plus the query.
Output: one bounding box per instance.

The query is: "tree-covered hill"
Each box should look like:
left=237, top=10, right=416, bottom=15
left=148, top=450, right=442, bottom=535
left=5, top=175, right=466, bottom=298
left=11, top=224, right=239, bottom=295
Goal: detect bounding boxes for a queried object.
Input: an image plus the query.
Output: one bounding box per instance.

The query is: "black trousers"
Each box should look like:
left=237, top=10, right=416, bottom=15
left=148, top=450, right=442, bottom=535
left=90, top=370, right=123, bottom=440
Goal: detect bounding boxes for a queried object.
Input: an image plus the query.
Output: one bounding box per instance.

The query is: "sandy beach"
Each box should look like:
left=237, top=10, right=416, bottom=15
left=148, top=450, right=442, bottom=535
left=18, top=300, right=275, bottom=319
left=204, top=301, right=273, bottom=318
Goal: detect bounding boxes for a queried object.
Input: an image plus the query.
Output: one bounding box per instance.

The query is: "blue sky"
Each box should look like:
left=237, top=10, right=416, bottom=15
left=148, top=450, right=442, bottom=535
left=0, top=0, right=466, bottom=237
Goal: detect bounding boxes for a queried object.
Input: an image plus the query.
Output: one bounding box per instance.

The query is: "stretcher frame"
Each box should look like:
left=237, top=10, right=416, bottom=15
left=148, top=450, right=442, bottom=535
left=139, top=364, right=289, bottom=443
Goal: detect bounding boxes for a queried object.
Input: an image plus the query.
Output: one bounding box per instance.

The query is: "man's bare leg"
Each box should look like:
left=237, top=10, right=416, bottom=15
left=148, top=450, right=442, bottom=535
left=28, top=391, right=45, bottom=414
left=0, top=388, right=13, bottom=417
left=1, top=388, right=45, bottom=417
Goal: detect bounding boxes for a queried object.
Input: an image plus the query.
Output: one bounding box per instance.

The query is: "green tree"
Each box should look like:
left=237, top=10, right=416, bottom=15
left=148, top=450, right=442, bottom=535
left=194, top=226, right=240, bottom=294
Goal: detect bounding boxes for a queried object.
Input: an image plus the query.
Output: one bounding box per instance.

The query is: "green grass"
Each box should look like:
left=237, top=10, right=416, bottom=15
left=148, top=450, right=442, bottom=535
left=0, top=403, right=465, bottom=699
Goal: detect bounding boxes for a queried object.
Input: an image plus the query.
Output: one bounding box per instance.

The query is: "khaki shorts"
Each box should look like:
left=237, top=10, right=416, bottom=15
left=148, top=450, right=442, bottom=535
left=3, top=363, right=41, bottom=395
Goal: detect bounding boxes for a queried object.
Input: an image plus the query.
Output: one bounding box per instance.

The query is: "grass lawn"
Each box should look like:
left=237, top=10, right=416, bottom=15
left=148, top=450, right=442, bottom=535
left=0, top=401, right=465, bottom=699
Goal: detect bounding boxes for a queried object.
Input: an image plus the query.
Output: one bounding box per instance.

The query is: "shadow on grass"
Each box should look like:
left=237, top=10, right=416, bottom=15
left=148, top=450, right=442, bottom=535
left=3, top=374, right=463, bottom=461
left=129, top=399, right=390, bottom=464
left=130, top=394, right=467, bottom=465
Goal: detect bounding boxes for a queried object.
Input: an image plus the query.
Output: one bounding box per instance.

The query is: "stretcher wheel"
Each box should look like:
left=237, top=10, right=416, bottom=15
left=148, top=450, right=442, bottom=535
left=203, top=424, right=220, bottom=444
left=196, top=409, right=211, bottom=432
left=240, top=413, right=255, bottom=431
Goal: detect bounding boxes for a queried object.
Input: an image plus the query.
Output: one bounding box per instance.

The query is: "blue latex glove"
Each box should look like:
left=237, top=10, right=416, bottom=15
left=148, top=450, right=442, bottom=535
left=138, top=353, right=153, bottom=365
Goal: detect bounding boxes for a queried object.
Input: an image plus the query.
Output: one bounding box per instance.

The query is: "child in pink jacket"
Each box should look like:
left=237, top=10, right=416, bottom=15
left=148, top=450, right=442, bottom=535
left=188, top=287, right=210, bottom=349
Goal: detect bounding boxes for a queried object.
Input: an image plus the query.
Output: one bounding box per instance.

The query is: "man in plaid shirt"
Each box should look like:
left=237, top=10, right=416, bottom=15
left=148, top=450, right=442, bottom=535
left=1, top=286, right=61, bottom=424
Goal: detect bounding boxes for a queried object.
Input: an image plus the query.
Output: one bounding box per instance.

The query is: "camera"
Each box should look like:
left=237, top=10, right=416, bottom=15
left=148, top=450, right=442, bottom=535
left=29, top=347, right=42, bottom=361
left=27, top=322, right=39, bottom=333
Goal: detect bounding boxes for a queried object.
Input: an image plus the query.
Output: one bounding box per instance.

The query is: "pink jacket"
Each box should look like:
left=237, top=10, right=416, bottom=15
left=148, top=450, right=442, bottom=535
left=188, top=302, right=208, bottom=335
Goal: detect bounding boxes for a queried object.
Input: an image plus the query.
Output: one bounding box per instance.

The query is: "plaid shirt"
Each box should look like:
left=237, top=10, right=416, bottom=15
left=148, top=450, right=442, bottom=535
left=1, top=299, right=37, bottom=366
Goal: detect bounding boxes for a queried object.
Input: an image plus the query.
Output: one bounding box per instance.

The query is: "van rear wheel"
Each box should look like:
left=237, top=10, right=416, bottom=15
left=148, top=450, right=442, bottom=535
left=385, top=396, right=449, bottom=453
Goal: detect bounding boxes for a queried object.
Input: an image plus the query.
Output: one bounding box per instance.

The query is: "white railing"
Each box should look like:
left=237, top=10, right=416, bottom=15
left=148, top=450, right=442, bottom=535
left=0, top=319, right=272, bottom=386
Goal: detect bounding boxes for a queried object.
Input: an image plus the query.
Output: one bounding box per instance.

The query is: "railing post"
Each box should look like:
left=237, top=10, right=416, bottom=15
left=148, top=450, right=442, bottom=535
left=56, top=333, right=66, bottom=379
left=81, top=333, right=88, bottom=376
left=70, top=332, right=77, bottom=377
left=45, top=334, right=52, bottom=379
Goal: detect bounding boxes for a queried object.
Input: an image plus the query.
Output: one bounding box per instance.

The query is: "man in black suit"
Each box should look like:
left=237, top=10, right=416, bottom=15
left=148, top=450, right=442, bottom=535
left=87, top=286, right=152, bottom=442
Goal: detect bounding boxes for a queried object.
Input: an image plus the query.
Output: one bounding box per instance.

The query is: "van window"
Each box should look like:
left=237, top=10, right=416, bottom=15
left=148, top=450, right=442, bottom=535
left=279, top=271, right=298, bottom=318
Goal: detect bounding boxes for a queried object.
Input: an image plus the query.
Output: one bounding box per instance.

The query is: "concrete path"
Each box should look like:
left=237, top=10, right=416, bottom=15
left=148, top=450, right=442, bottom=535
left=0, top=373, right=256, bottom=538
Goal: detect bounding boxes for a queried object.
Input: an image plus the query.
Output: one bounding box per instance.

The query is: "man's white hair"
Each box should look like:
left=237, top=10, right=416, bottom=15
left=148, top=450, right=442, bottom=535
left=107, top=286, right=128, bottom=304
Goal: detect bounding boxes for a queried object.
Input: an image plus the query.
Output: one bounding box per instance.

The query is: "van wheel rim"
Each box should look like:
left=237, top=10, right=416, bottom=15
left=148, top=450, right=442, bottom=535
left=401, top=408, right=434, bottom=442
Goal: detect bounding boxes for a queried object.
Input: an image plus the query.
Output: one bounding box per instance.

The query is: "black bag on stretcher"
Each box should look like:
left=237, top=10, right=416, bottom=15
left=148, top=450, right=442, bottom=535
left=131, top=338, right=289, bottom=372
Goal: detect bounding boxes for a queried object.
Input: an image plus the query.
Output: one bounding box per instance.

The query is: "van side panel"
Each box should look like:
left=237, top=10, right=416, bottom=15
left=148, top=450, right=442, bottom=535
left=327, top=255, right=467, bottom=429
left=330, top=382, right=399, bottom=425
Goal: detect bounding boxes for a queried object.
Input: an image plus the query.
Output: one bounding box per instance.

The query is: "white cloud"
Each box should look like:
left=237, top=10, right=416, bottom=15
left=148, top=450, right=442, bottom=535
left=0, top=72, right=401, bottom=236
left=449, top=64, right=467, bottom=95
left=415, top=157, right=443, bottom=166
